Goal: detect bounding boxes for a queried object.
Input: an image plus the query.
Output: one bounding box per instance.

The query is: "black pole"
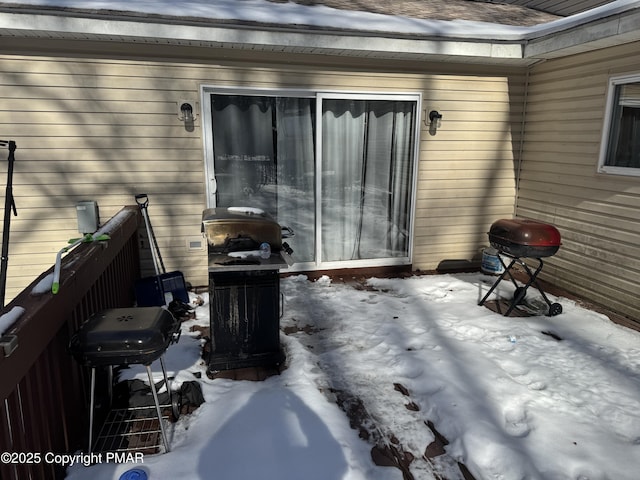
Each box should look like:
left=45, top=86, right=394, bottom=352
left=135, top=194, right=166, bottom=274
left=0, top=140, right=17, bottom=308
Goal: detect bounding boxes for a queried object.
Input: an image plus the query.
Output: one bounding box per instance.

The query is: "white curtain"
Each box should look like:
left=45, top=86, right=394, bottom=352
left=321, top=100, right=415, bottom=261
left=211, top=95, right=316, bottom=262
left=211, top=94, right=416, bottom=265
left=321, top=100, right=366, bottom=261
left=275, top=98, right=316, bottom=262
left=211, top=96, right=275, bottom=208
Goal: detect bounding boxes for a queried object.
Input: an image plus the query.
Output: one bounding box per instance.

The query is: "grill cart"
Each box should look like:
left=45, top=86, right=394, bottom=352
left=202, top=207, right=293, bottom=373
left=69, top=307, right=181, bottom=453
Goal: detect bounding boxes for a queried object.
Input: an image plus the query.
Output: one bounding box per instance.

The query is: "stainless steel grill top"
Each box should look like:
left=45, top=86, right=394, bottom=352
left=202, top=207, right=293, bottom=272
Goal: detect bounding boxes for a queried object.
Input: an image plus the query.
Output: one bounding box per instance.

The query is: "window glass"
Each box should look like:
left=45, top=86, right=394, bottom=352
left=211, top=95, right=316, bottom=262
left=209, top=92, right=418, bottom=268
left=321, top=99, right=416, bottom=261
left=601, top=79, right=640, bottom=174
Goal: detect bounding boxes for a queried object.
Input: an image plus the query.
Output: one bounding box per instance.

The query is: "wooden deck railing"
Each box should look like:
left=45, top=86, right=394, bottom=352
left=0, top=206, right=141, bottom=480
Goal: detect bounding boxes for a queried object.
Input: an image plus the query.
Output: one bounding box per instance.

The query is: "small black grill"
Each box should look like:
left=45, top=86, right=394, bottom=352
left=69, top=307, right=181, bottom=454
left=69, top=307, right=180, bottom=367
left=479, top=219, right=563, bottom=317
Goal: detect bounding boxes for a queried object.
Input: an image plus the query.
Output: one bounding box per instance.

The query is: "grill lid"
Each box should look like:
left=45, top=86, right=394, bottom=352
left=488, top=218, right=561, bottom=258
left=202, top=207, right=282, bottom=253
left=69, top=307, right=180, bottom=367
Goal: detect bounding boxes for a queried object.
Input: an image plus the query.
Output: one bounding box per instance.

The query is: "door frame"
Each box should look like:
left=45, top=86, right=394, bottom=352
left=200, top=85, right=422, bottom=271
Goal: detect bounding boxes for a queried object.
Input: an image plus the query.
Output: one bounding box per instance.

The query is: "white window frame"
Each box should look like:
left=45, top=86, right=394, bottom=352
left=200, top=85, right=422, bottom=271
left=598, top=73, right=640, bottom=177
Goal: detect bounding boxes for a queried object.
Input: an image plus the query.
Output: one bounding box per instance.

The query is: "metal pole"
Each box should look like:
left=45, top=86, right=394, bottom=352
left=0, top=140, right=17, bottom=308
left=135, top=194, right=166, bottom=275
left=89, top=367, right=96, bottom=453
left=146, top=364, right=170, bottom=452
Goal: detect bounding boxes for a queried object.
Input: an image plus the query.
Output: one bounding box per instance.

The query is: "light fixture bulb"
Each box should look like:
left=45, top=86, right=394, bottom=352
left=180, top=103, right=194, bottom=122
left=428, top=110, right=442, bottom=135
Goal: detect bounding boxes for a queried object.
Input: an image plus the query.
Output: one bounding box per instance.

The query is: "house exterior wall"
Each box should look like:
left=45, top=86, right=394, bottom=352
left=414, top=74, right=522, bottom=270
left=517, top=40, right=640, bottom=321
left=0, top=43, right=523, bottom=300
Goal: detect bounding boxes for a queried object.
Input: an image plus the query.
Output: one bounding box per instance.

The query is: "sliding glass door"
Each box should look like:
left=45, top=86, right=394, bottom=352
left=204, top=88, right=419, bottom=270
left=210, top=95, right=316, bottom=262
left=320, top=97, right=416, bottom=263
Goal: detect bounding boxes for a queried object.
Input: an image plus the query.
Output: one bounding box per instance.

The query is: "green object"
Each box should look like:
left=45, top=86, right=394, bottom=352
left=51, top=233, right=110, bottom=294
left=67, top=233, right=110, bottom=245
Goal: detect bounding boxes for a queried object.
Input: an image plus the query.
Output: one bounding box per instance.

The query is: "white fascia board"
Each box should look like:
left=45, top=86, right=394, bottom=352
left=0, top=11, right=524, bottom=60
left=524, top=8, right=640, bottom=59
left=266, top=34, right=523, bottom=59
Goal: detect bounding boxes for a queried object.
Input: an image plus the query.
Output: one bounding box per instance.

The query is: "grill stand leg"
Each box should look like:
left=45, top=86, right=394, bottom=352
left=87, top=366, right=114, bottom=454
left=479, top=256, right=562, bottom=317
left=159, top=356, right=170, bottom=395
left=88, top=361, right=171, bottom=454
left=520, top=260, right=551, bottom=306
left=503, top=258, right=544, bottom=316
left=146, top=362, right=171, bottom=453
left=478, top=257, right=518, bottom=307
left=518, top=260, right=563, bottom=316
left=88, top=367, right=96, bottom=453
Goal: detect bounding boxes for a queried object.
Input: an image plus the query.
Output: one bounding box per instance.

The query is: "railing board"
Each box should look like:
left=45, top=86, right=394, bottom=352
left=0, top=207, right=140, bottom=401
left=0, top=206, right=141, bottom=480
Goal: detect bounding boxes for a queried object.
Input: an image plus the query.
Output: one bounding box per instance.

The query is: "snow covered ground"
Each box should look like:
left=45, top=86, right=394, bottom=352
left=65, top=272, right=640, bottom=480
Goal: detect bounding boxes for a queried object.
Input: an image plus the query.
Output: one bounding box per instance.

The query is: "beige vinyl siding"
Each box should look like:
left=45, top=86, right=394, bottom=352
left=517, top=40, right=640, bottom=321
left=0, top=55, right=208, bottom=300
left=414, top=75, right=522, bottom=269
left=0, top=47, right=523, bottom=300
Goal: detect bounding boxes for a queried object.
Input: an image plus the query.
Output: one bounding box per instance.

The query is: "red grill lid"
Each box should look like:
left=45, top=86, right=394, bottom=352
left=489, top=219, right=561, bottom=246
left=488, top=219, right=561, bottom=258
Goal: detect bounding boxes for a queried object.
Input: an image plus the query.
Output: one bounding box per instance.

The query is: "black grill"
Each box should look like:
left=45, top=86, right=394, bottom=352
left=69, top=307, right=180, bottom=367
left=69, top=307, right=181, bottom=454
left=202, top=208, right=293, bottom=372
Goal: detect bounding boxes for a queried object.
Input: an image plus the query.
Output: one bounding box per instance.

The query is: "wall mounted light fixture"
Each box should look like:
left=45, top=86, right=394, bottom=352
left=427, top=110, right=443, bottom=136
left=178, top=102, right=195, bottom=123
left=177, top=100, right=197, bottom=132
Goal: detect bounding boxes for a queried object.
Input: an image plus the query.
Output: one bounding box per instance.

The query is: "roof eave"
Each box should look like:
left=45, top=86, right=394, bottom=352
left=0, top=10, right=529, bottom=65
left=524, top=7, right=640, bottom=59
left=1, top=7, right=639, bottom=66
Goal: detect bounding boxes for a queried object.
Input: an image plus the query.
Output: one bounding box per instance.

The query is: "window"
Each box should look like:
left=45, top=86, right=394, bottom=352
left=599, top=75, right=640, bottom=176
left=210, top=95, right=317, bottom=263
left=320, top=97, right=416, bottom=263
left=203, top=89, right=420, bottom=270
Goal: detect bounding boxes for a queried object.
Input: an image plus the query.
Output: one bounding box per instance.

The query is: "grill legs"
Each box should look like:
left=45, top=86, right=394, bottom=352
left=88, top=367, right=96, bottom=454
left=87, top=357, right=171, bottom=454
left=147, top=358, right=171, bottom=453
left=478, top=255, right=562, bottom=317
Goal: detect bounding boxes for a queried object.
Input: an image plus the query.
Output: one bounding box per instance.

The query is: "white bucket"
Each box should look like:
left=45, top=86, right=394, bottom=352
left=481, top=247, right=505, bottom=275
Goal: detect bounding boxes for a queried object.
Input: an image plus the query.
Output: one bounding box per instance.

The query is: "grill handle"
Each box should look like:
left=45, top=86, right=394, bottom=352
left=280, top=292, right=285, bottom=319
left=281, top=226, right=294, bottom=238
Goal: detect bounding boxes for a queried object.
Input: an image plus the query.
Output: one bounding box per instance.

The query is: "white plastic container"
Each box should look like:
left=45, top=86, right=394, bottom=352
left=481, top=247, right=505, bottom=275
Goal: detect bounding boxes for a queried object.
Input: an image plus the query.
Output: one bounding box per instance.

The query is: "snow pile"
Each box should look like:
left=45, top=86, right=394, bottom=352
left=30, top=273, right=54, bottom=295
left=65, top=272, right=640, bottom=480
left=0, top=305, right=24, bottom=336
